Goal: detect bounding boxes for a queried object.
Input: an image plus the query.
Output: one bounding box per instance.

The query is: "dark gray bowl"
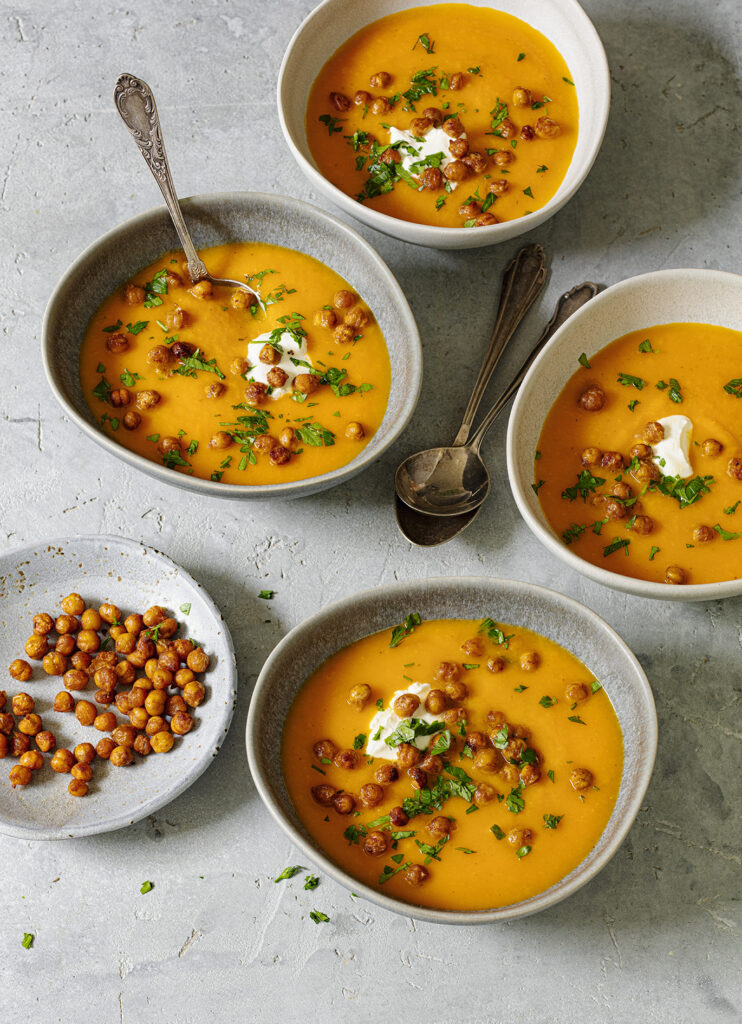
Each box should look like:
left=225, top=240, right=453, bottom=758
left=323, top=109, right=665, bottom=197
left=42, top=192, right=421, bottom=500
left=246, top=576, right=657, bottom=924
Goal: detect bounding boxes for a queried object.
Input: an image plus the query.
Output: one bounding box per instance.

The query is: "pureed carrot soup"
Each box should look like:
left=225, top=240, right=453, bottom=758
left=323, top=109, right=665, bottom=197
left=535, top=323, right=742, bottom=586
left=282, top=616, right=622, bottom=912
left=306, top=4, right=578, bottom=229
left=79, top=243, right=391, bottom=485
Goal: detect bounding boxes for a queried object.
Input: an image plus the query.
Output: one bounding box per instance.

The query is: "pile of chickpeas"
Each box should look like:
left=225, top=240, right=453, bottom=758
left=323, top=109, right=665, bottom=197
left=328, top=72, right=562, bottom=226
left=310, top=633, right=595, bottom=885
left=5, top=593, right=210, bottom=797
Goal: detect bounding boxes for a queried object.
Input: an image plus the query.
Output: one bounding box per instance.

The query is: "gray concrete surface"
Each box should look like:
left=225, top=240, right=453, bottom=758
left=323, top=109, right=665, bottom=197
left=1, top=0, right=741, bottom=1021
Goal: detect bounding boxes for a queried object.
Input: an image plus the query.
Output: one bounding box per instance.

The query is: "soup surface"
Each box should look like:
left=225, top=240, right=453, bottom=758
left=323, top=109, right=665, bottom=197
left=536, top=322, right=742, bottom=585
left=306, top=3, right=578, bottom=229
left=282, top=616, right=623, bottom=911
left=80, top=243, right=391, bottom=485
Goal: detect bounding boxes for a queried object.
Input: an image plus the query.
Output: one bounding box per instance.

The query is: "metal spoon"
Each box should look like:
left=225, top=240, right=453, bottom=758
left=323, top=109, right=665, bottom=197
left=114, top=73, right=261, bottom=305
left=396, top=281, right=599, bottom=545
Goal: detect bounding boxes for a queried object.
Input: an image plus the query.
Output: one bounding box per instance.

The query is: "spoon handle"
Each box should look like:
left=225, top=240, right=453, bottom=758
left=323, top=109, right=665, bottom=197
left=452, top=243, right=546, bottom=447
left=468, top=281, right=599, bottom=451
left=113, top=73, right=208, bottom=284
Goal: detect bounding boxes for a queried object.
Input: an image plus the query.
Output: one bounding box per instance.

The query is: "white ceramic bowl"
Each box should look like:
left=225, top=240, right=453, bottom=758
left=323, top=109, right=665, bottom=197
left=508, top=268, right=742, bottom=602
left=278, top=0, right=610, bottom=250
left=43, top=192, right=422, bottom=500
left=246, top=576, right=657, bottom=924
left=0, top=535, right=237, bottom=840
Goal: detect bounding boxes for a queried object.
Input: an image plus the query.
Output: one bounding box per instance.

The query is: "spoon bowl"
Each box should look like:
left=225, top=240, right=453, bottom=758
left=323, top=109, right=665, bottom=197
left=395, top=445, right=490, bottom=517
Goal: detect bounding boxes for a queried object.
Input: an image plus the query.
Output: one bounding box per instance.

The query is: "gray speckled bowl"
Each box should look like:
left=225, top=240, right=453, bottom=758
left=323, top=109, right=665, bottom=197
left=0, top=535, right=237, bottom=840
left=508, top=268, right=742, bottom=601
left=246, top=576, right=656, bottom=924
left=42, top=192, right=421, bottom=500
left=278, top=0, right=610, bottom=250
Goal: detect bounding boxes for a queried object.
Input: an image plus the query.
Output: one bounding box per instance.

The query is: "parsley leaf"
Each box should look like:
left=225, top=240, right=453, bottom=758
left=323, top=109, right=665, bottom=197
left=274, top=865, right=304, bottom=882
left=389, top=612, right=421, bottom=648
left=309, top=910, right=330, bottom=924
left=140, top=880, right=154, bottom=894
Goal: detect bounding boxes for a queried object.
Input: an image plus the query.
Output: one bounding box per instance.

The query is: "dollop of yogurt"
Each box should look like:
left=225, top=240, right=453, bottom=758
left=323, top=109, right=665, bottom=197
left=366, top=682, right=442, bottom=760
left=651, top=414, right=694, bottom=477
left=387, top=125, right=465, bottom=190
left=246, top=330, right=312, bottom=399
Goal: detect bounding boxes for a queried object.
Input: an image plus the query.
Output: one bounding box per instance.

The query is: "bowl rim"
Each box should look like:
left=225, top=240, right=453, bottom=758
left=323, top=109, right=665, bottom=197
left=507, top=266, right=742, bottom=602
left=41, top=190, right=422, bottom=500
left=245, top=574, right=657, bottom=924
left=277, top=0, right=611, bottom=246
left=0, top=533, right=238, bottom=840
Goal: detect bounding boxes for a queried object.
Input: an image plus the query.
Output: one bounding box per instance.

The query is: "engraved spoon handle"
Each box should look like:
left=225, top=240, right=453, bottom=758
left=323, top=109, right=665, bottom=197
left=452, top=243, right=547, bottom=447
left=113, top=73, right=208, bottom=284
left=468, top=281, right=599, bottom=451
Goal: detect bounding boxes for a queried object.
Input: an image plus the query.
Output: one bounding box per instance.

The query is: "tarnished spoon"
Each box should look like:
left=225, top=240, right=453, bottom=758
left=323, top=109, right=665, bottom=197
left=396, top=281, right=599, bottom=546
left=114, top=73, right=262, bottom=305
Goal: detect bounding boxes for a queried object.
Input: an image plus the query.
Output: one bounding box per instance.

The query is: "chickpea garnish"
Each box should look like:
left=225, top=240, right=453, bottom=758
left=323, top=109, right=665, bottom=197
left=512, top=86, right=532, bottom=107
left=345, top=421, right=365, bottom=441
left=346, top=683, right=371, bottom=708
left=665, top=565, right=687, bottom=585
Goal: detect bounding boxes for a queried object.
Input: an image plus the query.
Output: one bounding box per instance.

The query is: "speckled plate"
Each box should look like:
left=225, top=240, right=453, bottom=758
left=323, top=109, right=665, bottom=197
left=0, top=535, right=237, bottom=840
left=246, top=576, right=657, bottom=924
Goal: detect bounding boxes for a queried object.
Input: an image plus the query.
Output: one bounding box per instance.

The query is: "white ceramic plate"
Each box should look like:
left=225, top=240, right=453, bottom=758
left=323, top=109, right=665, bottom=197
left=0, top=535, right=237, bottom=840
left=278, top=0, right=610, bottom=249
left=508, top=268, right=742, bottom=601
left=246, top=576, right=657, bottom=924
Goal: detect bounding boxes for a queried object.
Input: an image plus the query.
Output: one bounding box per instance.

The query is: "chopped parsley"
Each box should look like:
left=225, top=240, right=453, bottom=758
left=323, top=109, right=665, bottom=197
left=179, top=603, right=191, bottom=615
left=304, top=874, right=320, bottom=890
left=568, top=715, right=587, bottom=725
left=543, top=813, right=563, bottom=829
left=293, top=422, right=335, bottom=448
left=539, top=696, right=558, bottom=708
left=21, top=933, right=34, bottom=949
left=490, top=823, right=506, bottom=840
left=258, top=590, right=274, bottom=600
left=713, top=523, right=742, bottom=541
left=603, top=537, right=630, bottom=557
left=532, top=479, right=545, bottom=494
left=561, top=469, right=606, bottom=502
left=384, top=718, right=443, bottom=749
left=617, top=372, right=646, bottom=390
left=628, top=400, right=640, bottom=411
left=516, top=845, right=531, bottom=858
left=656, top=377, right=683, bottom=403
left=724, top=501, right=740, bottom=515
left=319, top=114, right=344, bottom=135
left=309, top=910, right=330, bottom=924
left=143, top=268, right=168, bottom=308
left=638, top=338, right=655, bottom=353
left=274, top=865, right=304, bottom=882
left=140, top=880, right=154, bottom=894
left=723, top=378, right=742, bottom=398
left=119, top=368, right=143, bottom=387
left=478, top=617, right=515, bottom=648
left=174, top=348, right=225, bottom=380
left=102, top=319, right=122, bottom=332
left=505, top=789, right=525, bottom=814
left=126, top=320, right=149, bottom=335
left=353, top=733, right=367, bottom=750
left=389, top=612, right=421, bottom=648
left=650, top=473, right=712, bottom=508
left=414, top=32, right=435, bottom=53
left=578, top=352, right=591, bottom=369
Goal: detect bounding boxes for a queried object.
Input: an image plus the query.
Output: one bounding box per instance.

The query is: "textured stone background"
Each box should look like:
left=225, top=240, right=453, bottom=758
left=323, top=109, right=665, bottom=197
left=1, top=0, right=741, bottom=1020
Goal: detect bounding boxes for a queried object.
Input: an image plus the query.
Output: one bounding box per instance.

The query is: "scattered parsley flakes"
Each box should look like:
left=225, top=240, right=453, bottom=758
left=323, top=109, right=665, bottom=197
left=21, top=933, right=33, bottom=949
left=628, top=399, right=640, bottom=411
left=414, top=32, right=435, bottom=53
left=543, top=813, right=563, bottom=829
left=102, top=319, right=122, bottom=333
left=723, top=378, right=742, bottom=397
left=603, top=537, right=630, bottom=557
left=353, top=733, right=366, bottom=750
left=638, top=338, right=655, bottom=353
left=126, top=320, right=149, bottom=335
left=532, top=479, right=545, bottom=494
left=319, top=114, right=344, bottom=135
left=714, top=523, right=742, bottom=541
left=617, top=372, right=646, bottom=390
left=309, top=910, right=330, bottom=924
left=304, top=875, right=320, bottom=890
left=517, top=51, right=526, bottom=61
left=547, top=769, right=555, bottom=783
left=479, top=617, right=515, bottom=648
left=568, top=715, right=587, bottom=725
left=516, top=845, right=532, bottom=858
left=140, top=880, right=154, bottom=894
left=505, top=788, right=525, bottom=814
left=179, top=603, right=191, bottom=615
left=539, top=695, right=558, bottom=708
left=490, top=823, right=506, bottom=840
left=274, top=865, right=304, bottom=883
left=389, top=612, right=421, bottom=648
left=258, top=590, right=274, bottom=600
left=724, top=501, right=740, bottom=515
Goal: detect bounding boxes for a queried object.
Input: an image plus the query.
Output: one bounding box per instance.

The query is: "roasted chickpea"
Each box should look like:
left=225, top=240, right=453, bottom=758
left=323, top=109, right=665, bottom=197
left=389, top=806, right=409, bottom=828
left=94, top=711, right=117, bottom=732
left=473, top=748, right=501, bottom=773
left=35, top=731, right=55, bottom=753
left=10, top=731, right=30, bottom=758
left=393, top=693, right=420, bottom=719
left=71, top=762, right=93, bottom=783
left=148, top=344, right=175, bottom=370
left=312, top=740, right=336, bottom=765
left=493, top=150, right=515, bottom=166
left=420, top=166, right=443, bottom=190
left=169, top=711, right=193, bottom=736
left=264, top=367, right=287, bottom=390
left=395, top=742, right=420, bottom=768
left=444, top=680, right=468, bottom=702
left=370, top=96, right=390, bottom=115
left=473, top=782, right=498, bottom=807
left=268, top=446, right=291, bottom=467
left=701, top=438, right=723, bottom=457
left=612, top=482, right=633, bottom=501
left=133, top=734, right=152, bottom=756
left=512, top=86, right=532, bottom=107
left=124, top=283, right=145, bottom=305
left=123, top=410, right=142, bottom=430
left=408, top=765, right=427, bottom=790
left=331, top=791, right=356, bottom=815
left=441, top=707, right=467, bottom=727
left=520, top=124, right=536, bottom=141
left=665, top=565, right=687, bottom=585
left=425, top=689, right=447, bottom=715
left=535, top=116, right=561, bottom=138
left=448, top=138, right=469, bottom=159
left=418, top=754, right=442, bottom=777
left=77, top=607, right=100, bottom=632
left=25, top=635, right=49, bottom=660
left=75, top=700, right=96, bottom=727
left=498, top=118, right=517, bottom=139
left=345, top=307, right=369, bottom=331
left=189, top=279, right=213, bottom=300
left=410, top=116, right=433, bottom=136
left=404, top=864, right=429, bottom=886
left=359, top=783, right=384, bottom=807
left=332, top=324, right=355, bottom=345
left=187, top=648, right=210, bottom=673
left=345, top=683, right=371, bottom=710
left=601, top=451, right=625, bottom=471
left=728, top=456, right=742, bottom=481
left=110, top=744, right=134, bottom=767
left=9, top=765, right=32, bottom=787
left=145, top=716, right=168, bottom=737
left=0, top=713, right=13, bottom=735
left=53, top=635, right=74, bottom=656
left=174, top=668, right=195, bottom=688
left=9, top=659, right=32, bottom=682
left=506, top=826, right=533, bottom=848
left=427, top=815, right=454, bottom=840
left=230, top=288, right=256, bottom=309
left=578, top=385, right=605, bottom=411
left=115, top=632, right=137, bottom=656
left=143, top=690, right=165, bottom=717
left=53, top=691, right=74, bottom=713
left=32, top=612, right=54, bottom=635
left=311, top=784, right=337, bottom=806
left=459, top=201, right=480, bottom=220
left=435, top=661, right=460, bottom=683
left=182, top=681, right=206, bottom=708
left=230, top=357, right=249, bottom=377
left=166, top=307, right=188, bottom=331
left=106, top=331, right=129, bottom=354
left=461, top=637, right=485, bottom=658
left=643, top=421, right=664, bottom=444
left=17, top=713, right=42, bottom=736
left=333, top=748, right=359, bottom=771
left=170, top=340, right=195, bottom=360
left=73, top=742, right=96, bottom=765
left=463, top=150, right=488, bottom=173
left=67, top=778, right=89, bottom=797
left=128, top=707, right=149, bottom=731
left=96, top=738, right=116, bottom=759
left=443, top=159, right=469, bottom=182
left=112, top=724, right=137, bottom=748
left=174, top=638, right=195, bottom=661
left=570, top=767, right=593, bottom=791
left=488, top=178, right=510, bottom=197
left=565, top=682, right=589, bottom=703
left=362, top=830, right=389, bottom=856
left=605, top=498, right=627, bottom=522
left=51, top=748, right=76, bottom=773
left=474, top=212, right=498, bottom=227
left=465, top=731, right=488, bottom=753
left=97, top=603, right=120, bottom=625
left=11, top=692, right=34, bottom=715
left=487, top=657, right=506, bottom=674
left=375, top=763, right=398, bottom=785
left=692, top=524, right=715, bottom=544
left=520, top=763, right=541, bottom=786
left=329, top=90, right=351, bottom=111
left=353, top=90, right=372, bottom=106
left=632, top=459, right=661, bottom=483
left=313, top=308, right=338, bottom=330
left=631, top=515, right=654, bottom=535
left=136, top=389, right=161, bottom=411
left=20, top=750, right=44, bottom=771
left=442, top=116, right=464, bottom=138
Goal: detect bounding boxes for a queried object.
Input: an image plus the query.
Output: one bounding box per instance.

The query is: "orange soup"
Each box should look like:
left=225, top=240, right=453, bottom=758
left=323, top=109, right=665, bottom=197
left=282, top=616, right=623, bottom=911
left=79, top=243, right=391, bottom=485
left=536, top=323, right=742, bottom=585
left=306, top=3, right=578, bottom=229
